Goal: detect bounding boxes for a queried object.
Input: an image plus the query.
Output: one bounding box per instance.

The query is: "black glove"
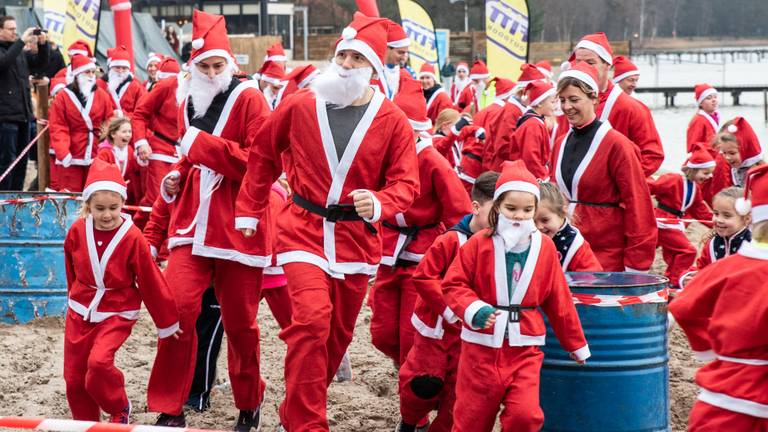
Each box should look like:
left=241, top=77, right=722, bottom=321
left=454, top=117, right=470, bottom=132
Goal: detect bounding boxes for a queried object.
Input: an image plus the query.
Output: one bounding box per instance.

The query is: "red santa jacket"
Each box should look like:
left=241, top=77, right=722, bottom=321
left=552, top=222, right=603, bottom=272
left=235, top=89, right=419, bottom=278
left=163, top=78, right=272, bottom=267
left=432, top=126, right=484, bottom=186
left=506, top=110, right=551, bottom=181
left=143, top=196, right=173, bottom=259
left=97, top=76, right=146, bottom=118
left=380, top=140, right=470, bottom=266
left=487, top=97, right=526, bottom=171
left=686, top=110, right=719, bottom=153
left=95, top=146, right=142, bottom=205
left=131, top=74, right=182, bottom=163
left=443, top=229, right=589, bottom=359
left=64, top=216, right=179, bottom=337
left=49, top=86, right=116, bottom=166
left=597, top=82, right=664, bottom=176
left=649, top=172, right=712, bottom=231
left=425, top=87, right=454, bottom=126
left=411, top=228, right=469, bottom=340
left=473, top=99, right=502, bottom=130
left=450, top=79, right=470, bottom=105
left=669, top=242, right=768, bottom=416
left=708, top=156, right=735, bottom=204
left=551, top=121, right=657, bottom=272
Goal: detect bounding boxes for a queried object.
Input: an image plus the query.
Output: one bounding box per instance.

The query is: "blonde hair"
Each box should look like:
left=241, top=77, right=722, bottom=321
left=753, top=220, right=768, bottom=243
left=100, top=117, right=131, bottom=143
left=556, top=77, right=598, bottom=101
left=681, top=166, right=710, bottom=182
left=78, top=190, right=125, bottom=218
left=435, top=108, right=461, bottom=132
left=538, top=181, right=581, bottom=226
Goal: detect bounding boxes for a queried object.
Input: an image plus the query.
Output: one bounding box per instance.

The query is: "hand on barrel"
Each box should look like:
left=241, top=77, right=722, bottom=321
left=483, top=310, right=501, bottom=329
left=569, top=352, right=586, bottom=365
left=349, top=189, right=375, bottom=220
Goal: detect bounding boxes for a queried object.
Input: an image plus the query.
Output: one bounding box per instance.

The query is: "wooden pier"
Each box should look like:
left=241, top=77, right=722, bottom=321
left=634, top=86, right=768, bottom=121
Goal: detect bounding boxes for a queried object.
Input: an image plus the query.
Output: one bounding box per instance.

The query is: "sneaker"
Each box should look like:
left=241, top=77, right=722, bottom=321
left=394, top=420, right=415, bottom=432
left=234, top=407, right=262, bottom=432
left=109, top=401, right=131, bottom=424
left=335, top=351, right=353, bottom=382
left=155, top=412, right=186, bottom=428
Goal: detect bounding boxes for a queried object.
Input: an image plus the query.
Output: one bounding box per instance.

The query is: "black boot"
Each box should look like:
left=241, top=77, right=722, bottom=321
left=155, top=412, right=186, bottom=428
left=234, top=407, right=262, bottom=432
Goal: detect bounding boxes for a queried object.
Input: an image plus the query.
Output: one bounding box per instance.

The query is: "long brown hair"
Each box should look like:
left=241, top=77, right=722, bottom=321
left=100, top=116, right=131, bottom=143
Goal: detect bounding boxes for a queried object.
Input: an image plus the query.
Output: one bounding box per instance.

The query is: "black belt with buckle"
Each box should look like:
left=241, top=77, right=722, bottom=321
left=494, top=304, right=536, bottom=323
left=657, top=202, right=684, bottom=218
left=292, top=193, right=377, bottom=234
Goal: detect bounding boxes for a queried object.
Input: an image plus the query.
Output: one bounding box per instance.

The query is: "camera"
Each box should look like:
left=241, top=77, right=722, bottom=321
left=32, top=28, right=42, bottom=35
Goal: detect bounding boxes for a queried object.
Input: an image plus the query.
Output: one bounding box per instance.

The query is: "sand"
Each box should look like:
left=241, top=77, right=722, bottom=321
left=0, top=224, right=711, bottom=431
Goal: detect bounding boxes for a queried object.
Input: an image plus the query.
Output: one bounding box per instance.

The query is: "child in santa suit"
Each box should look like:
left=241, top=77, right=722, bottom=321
left=443, top=161, right=590, bottom=432
left=710, top=117, right=764, bottom=199
left=648, top=142, right=715, bottom=288
left=534, top=182, right=602, bottom=272
left=49, top=54, right=116, bottom=192
left=669, top=165, right=768, bottom=431
left=687, top=84, right=720, bottom=152
left=94, top=117, right=142, bottom=206
left=396, top=171, right=499, bottom=432
left=431, top=110, right=485, bottom=194
left=679, top=186, right=751, bottom=289
left=63, top=159, right=180, bottom=423
left=370, top=76, right=471, bottom=366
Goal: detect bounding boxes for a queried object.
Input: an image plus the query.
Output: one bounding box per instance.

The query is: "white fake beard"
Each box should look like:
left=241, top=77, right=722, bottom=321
left=108, top=70, right=130, bottom=93
left=188, top=65, right=234, bottom=119
left=474, top=81, right=486, bottom=94
left=454, top=75, right=470, bottom=90
left=497, top=214, right=536, bottom=252
left=76, top=74, right=96, bottom=94
left=311, top=62, right=372, bottom=108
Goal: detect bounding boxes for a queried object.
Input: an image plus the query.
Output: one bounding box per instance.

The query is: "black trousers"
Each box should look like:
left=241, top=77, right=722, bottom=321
left=0, top=121, right=30, bottom=190
left=186, top=287, right=225, bottom=412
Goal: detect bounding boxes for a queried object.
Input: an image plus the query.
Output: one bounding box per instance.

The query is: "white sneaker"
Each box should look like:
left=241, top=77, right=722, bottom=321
left=335, top=351, right=353, bottom=382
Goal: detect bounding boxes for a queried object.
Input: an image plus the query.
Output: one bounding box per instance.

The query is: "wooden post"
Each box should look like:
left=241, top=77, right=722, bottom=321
left=763, top=89, right=767, bottom=123
left=35, top=83, right=50, bottom=191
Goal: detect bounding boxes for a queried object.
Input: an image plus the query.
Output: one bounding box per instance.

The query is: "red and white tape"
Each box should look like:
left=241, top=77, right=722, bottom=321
left=0, top=417, right=224, bottom=432
left=0, top=195, right=151, bottom=213
left=572, top=288, right=669, bottom=307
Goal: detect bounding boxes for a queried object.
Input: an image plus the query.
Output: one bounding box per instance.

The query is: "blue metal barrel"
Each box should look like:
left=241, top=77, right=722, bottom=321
left=0, top=192, right=80, bottom=323
left=540, top=272, right=669, bottom=432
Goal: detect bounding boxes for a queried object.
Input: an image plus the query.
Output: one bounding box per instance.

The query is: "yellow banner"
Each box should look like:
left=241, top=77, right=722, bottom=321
left=397, top=0, right=439, bottom=82
left=43, top=0, right=67, bottom=47
left=62, top=0, right=101, bottom=62
left=485, top=0, right=529, bottom=80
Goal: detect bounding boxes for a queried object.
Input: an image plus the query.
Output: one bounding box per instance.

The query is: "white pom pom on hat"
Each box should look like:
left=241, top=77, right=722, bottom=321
left=727, top=124, right=738, bottom=133
left=192, top=38, right=204, bottom=50
left=734, top=197, right=752, bottom=216
left=342, top=27, right=357, bottom=41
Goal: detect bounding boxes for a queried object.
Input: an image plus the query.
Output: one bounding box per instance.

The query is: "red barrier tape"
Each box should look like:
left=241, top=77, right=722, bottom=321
left=0, top=416, right=225, bottom=432
left=0, top=195, right=151, bottom=212
left=572, top=288, right=669, bottom=307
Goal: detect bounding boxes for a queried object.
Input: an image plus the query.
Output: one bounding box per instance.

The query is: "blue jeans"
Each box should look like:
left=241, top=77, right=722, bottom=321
left=0, top=121, right=30, bottom=191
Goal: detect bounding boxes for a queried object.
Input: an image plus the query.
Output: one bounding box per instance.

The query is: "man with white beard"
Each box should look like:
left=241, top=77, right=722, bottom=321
left=235, top=14, right=419, bottom=432
left=456, top=59, right=493, bottom=113
left=96, top=45, right=146, bottom=118
left=145, top=10, right=272, bottom=431
left=48, top=54, right=116, bottom=191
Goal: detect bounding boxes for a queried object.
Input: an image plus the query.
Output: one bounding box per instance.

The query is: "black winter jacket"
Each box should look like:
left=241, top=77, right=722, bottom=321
left=0, top=39, right=50, bottom=122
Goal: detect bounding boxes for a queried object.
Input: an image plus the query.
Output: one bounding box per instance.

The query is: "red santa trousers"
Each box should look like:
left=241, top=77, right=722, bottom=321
left=277, top=263, right=369, bottom=431
left=57, top=165, right=88, bottom=192
left=262, top=285, right=292, bottom=330
left=140, top=160, right=174, bottom=215
left=369, top=265, right=419, bottom=365
left=147, top=245, right=264, bottom=415
left=398, top=324, right=461, bottom=432
left=657, top=227, right=696, bottom=288
left=688, top=401, right=768, bottom=432
left=452, top=344, right=545, bottom=432
left=63, top=310, right=134, bottom=420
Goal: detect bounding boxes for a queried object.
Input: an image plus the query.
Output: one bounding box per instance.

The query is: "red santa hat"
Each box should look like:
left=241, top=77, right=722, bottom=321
left=190, top=9, right=235, bottom=65
left=50, top=76, right=67, bottom=98
left=418, top=62, right=438, bottom=82
left=694, top=83, right=718, bottom=105
left=684, top=142, right=716, bottom=169
left=259, top=60, right=286, bottom=86
left=494, top=78, right=516, bottom=100
left=570, top=32, right=614, bottom=65
left=726, top=117, right=763, bottom=168
left=394, top=77, right=431, bottom=131
left=516, top=63, right=547, bottom=89
left=456, top=62, right=469, bottom=74
left=526, top=81, right=556, bottom=107
left=612, top=55, right=639, bottom=84
left=735, top=165, right=768, bottom=220
left=264, top=42, right=287, bottom=62
left=386, top=20, right=410, bottom=48
left=156, top=57, right=181, bottom=80
left=70, top=54, right=96, bottom=77
left=146, top=52, right=163, bottom=69
left=67, top=40, right=92, bottom=58
left=469, top=60, right=490, bottom=81
left=558, top=61, right=600, bottom=96
left=107, top=45, right=131, bottom=69
left=286, top=64, right=319, bottom=89
left=335, top=13, right=389, bottom=85
left=494, top=160, right=540, bottom=201
left=534, top=60, right=553, bottom=79
left=82, top=159, right=127, bottom=202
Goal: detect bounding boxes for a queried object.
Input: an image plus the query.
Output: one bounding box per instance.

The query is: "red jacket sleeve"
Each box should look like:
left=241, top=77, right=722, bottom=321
left=567, top=241, right=603, bottom=272
left=413, top=234, right=456, bottom=317
left=443, top=235, right=487, bottom=325
left=64, top=228, right=76, bottom=292
left=539, top=249, right=589, bottom=355
left=686, top=116, right=708, bottom=153
left=630, top=102, right=664, bottom=176
left=48, top=95, right=71, bottom=161
left=515, top=119, right=550, bottom=181
left=490, top=108, right=518, bottom=172
left=132, top=231, right=179, bottom=337
left=431, top=158, right=472, bottom=227
left=131, top=84, right=165, bottom=145
left=142, top=197, right=171, bottom=254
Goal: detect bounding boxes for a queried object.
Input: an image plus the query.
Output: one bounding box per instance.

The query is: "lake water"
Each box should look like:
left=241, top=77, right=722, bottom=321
left=631, top=52, right=768, bottom=172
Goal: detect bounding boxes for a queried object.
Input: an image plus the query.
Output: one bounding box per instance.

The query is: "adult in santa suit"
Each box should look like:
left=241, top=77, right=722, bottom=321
left=612, top=55, right=639, bottom=95
left=131, top=56, right=182, bottom=228
left=456, top=60, right=493, bottom=114
left=46, top=69, right=68, bottom=191
left=379, top=19, right=413, bottom=99
left=281, top=64, right=319, bottom=100
left=687, top=83, right=720, bottom=152
left=235, top=14, right=419, bottom=431
left=369, top=75, right=470, bottom=366
left=570, top=32, right=664, bottom=176
left=472, top=77, right=513, bottom=130
left=258, top=60, right=287, bottom=111
left=418, top=63, right=454, bottom=125
left=144, top=52, right=163, bottom=92
left=145, top=10, right=272, bottom=430
left=48, top=54, right=116, bottom=192
left=97, top=45, right=146, bottom=118
left=450, top=61, right=470, bottom=104
left=669, top=165, right=768, bottom=431
left=550, top=62, right=657, bottom=272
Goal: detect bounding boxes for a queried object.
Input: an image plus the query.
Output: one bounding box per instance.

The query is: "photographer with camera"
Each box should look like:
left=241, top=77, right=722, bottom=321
left=0, top=16, right=49, bottom=190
